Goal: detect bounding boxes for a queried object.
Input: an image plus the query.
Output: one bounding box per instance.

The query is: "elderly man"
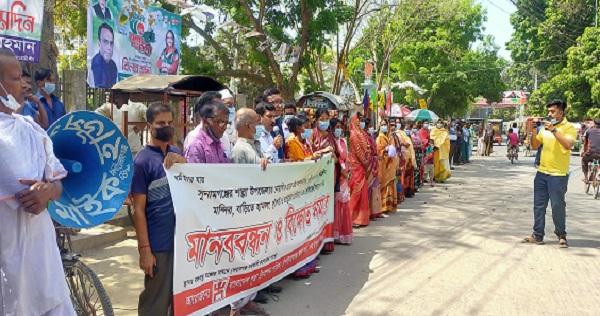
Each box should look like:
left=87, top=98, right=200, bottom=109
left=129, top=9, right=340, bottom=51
left=184, top=91, right=234, bottom=157
left=0, top=49, right=75, bottom=315
left=221, top=89, right=238, bottom=147
left=229, top=108, right=270, bottom=316
left=185, top=100, right=231, bottom=164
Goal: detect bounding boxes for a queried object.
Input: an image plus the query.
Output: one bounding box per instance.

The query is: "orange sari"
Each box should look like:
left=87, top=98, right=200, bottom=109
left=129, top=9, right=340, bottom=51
left=349, top=114, right=371, bottom=226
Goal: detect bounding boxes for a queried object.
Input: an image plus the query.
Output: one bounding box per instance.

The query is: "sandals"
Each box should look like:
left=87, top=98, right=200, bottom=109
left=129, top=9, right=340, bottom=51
left=559, top=236, right=569, bottom=248
left=521, top=235, right=544, bottom=245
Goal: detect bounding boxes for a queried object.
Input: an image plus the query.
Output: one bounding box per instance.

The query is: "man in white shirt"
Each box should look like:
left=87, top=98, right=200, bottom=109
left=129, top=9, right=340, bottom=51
left=183, top=91, right=233, bottom=157
left=95, top=93, right=146, bottom=156
left=255, top=102, right=283, bottom=162
left=0, top=48, right=75, bottom=315
left=221, top=89, right=237, bottom=148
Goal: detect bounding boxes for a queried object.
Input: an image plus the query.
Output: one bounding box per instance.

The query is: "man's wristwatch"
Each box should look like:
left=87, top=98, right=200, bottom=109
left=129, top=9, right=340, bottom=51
left=551, top=128, right=558, bottom=133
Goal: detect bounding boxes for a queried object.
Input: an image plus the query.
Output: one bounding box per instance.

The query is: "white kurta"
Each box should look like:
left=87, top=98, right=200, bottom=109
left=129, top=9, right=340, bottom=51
left=0, top=113, right=74, bottom=315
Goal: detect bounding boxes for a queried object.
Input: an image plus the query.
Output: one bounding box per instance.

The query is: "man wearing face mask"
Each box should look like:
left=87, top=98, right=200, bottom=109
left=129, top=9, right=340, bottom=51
left=263, top=89, right=286, bottom=160
left=221, top=89, right=238, bottom=147
left=282, top=103, right=296, bottom=140
left=35, top=68, right=66, bottom=128
left=132, top=103, right=185, bottom=315
left=184, top=91, right=233, bottom=158
left=255, top=102, right=282, bottom=163
left=185, top=100, right=231, bottom=164
left=522, top=100, right=577, bottom=248
left=0, top=49, right=76, bottom=316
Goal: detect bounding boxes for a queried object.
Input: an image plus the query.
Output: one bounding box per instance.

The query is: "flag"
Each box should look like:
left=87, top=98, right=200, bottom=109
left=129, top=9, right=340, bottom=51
left=378, top=91, right=385, bottom=113
left=365, top=61, right=373, bottom=77
left=419, top=99, right=428, bottom=109
left=370, top=89, right=377, bottom=111
left=362, top=89, right=370, bottom=112
left=385, top=91, right=392, bottom=112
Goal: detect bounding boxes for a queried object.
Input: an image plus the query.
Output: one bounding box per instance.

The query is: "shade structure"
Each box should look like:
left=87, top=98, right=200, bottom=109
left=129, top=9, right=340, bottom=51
left=405, top=109, right=439, bottom=122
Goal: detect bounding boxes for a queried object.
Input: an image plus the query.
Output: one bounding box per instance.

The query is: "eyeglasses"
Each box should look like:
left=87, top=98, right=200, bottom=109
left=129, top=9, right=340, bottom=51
left=206, top=116, right=228, bottom=127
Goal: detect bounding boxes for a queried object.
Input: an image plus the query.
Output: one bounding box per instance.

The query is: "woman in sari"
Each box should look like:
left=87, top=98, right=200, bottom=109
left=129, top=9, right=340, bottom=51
left=430, top=122, right=451, bottom=182
left=285, top=115, right=331, bottom=277
left=397, top=124, right=416, bottom=198
left=411, top=124, right=424, bottom=189
left=308, top=109, right=339, bottom=252
left=157, top=30, right=180, bottom=75
left=376, top=119, right=398, bottom=213
left=364, top=118, right=383, bottom=219
left=349, top=113, right=372, bottom=227
left=330, top=118, right=353, bottom=244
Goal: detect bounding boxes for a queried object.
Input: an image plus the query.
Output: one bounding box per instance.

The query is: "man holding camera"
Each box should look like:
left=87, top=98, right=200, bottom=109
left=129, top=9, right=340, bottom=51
left=522, top=100, right=577, bottom=248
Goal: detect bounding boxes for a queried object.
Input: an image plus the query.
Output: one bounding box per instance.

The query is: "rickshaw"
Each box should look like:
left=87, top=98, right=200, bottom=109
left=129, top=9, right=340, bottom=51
left=487, top=119, right=503, bottom=145
left=523, top=117, right=544, bottom=157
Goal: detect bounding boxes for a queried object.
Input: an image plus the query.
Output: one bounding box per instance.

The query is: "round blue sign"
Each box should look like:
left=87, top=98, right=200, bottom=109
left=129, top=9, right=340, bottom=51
left=47, top=111, right=134, bottom=228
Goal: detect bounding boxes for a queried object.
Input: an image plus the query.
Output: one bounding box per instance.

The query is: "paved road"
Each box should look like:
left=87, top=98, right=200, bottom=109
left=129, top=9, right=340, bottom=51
left=84, top=145, right=600, bottom=315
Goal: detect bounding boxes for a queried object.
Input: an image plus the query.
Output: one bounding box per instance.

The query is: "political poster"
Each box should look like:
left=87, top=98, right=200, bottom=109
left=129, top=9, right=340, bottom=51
left=86, top=0, right=182, bottom=89
left=0, top=0, right=44, bottom=63
left=166, top=157, right=335, bottom=315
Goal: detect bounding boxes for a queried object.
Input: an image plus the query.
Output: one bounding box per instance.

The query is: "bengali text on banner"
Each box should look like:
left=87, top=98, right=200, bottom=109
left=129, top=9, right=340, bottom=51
left=166, top=156, right=335, bottom=315
left=0, top=0, right=44, bottom=63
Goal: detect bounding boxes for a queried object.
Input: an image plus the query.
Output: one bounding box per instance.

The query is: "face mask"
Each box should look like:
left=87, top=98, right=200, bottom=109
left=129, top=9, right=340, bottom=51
left=381, top=126, right=388, bottom=133
left=396, top=124, right=401, bottom=130
left=413, top=129, right=419, bottom=133
left=284, top=115, right=294, bottom=123
left=360, top=122, right=366, bottom=129
left=153, top=125, right=174, bottom=142
left=0, top=83, right=20, bottom=110
left=228, top=107, right=235, bottom=122
left=368, top=127, right=374, bottom=134
left=437, top=124, right=443, bottom=129
left=301, top=128, right=312, bottom=139
left=424, top=124, right=429, bottom=129
left=405, top=130, right=411, bottom=136
left=334, top=128, right=343, bottom=138
left=318, top=121, right=330, bottom=131
left=550, top=118, right=558, bottom=125
left=254, top=124, right=265, bottom=140
left=274, top=116, right=281, bottom=121
left=206, top=124, right=219, bottom=141
left=43, top=83, right=56, bottom=95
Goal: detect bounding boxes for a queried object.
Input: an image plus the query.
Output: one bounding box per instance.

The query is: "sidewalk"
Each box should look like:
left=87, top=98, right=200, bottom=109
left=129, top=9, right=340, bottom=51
left=82, top=147, right=600, bottom=315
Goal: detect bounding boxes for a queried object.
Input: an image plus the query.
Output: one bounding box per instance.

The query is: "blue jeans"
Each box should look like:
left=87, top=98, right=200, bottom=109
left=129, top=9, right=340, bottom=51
left=533, top=172, right=568, bottom=239
left=534, top=145, right=543, bottom=166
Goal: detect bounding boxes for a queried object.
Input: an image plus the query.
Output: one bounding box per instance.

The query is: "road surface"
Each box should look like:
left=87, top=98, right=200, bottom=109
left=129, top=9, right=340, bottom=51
left=83, top=145, right=600, bottom=315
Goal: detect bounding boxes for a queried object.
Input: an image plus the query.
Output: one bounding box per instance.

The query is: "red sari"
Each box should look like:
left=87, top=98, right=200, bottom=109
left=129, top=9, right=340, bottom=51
left=334, top=136, right=353, bottom=244
left=309, top=128, right=338, bottom=251
left=349, top=114, right=371, bottom=226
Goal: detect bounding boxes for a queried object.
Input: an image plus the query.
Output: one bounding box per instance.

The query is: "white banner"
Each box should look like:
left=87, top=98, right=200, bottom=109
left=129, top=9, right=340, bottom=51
left=166, top=157, right=335, bottom=315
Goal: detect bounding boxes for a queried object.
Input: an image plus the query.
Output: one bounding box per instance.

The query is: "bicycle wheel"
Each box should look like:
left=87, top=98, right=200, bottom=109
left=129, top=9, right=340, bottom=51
left=64, top=260, right=114, bottom=316
left=594, top=169, right=600, bottom=199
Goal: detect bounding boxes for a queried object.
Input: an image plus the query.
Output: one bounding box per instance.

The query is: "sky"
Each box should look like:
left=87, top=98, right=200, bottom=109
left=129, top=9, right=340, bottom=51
left=477, top=0, right=517, bottom=60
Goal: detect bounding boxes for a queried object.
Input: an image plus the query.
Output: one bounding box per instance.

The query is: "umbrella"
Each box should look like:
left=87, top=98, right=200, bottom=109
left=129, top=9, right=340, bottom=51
left=389, top=104, right=412, bottom=117
left=406, top=109, right=439, bottom=122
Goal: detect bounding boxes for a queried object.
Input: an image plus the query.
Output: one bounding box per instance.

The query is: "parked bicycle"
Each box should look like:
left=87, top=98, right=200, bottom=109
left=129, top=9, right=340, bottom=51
left=56, top=226, right=114, bottom=316
left=585, top=159, right=600, bottom=199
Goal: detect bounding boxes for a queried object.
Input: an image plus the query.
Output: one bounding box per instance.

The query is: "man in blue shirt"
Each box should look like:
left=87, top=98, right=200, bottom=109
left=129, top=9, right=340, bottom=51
left=18, top=70, right=48, bottom=129
left=34, top=68, right=66, bottom=128
left=91, top=23, right=118, bottom=88
left=131, top=103, right=185, bottom=315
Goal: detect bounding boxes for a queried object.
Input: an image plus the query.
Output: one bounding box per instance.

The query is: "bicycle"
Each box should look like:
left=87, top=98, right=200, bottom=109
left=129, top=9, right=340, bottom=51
left=56, top=226, right=114, bottom=316
left=585, top=159, right=600, bottom=199
left=508, top=145, right=518, bottom=164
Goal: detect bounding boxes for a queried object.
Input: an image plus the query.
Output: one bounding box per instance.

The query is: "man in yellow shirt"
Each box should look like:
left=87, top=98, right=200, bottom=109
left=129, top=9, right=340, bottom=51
left=522, top=100, right=577, bottom=248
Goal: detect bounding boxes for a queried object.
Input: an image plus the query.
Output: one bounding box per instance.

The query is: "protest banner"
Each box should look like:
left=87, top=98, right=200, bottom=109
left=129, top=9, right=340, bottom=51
left=86, top=0, right=182, bottom=88
left=166, top=157, right=335, bottom=315
left=0, top=0, right=44, bottom=63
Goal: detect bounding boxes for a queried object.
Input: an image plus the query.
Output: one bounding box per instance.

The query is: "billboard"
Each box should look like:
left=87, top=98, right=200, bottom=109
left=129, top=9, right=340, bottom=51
left=86, top=0, right=182, bottom=88
left=0, top=0, right=44, bottom=63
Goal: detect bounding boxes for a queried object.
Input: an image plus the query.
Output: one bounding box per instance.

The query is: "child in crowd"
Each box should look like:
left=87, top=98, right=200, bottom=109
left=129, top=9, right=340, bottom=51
left=424, top=139, right=436, bottom=187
